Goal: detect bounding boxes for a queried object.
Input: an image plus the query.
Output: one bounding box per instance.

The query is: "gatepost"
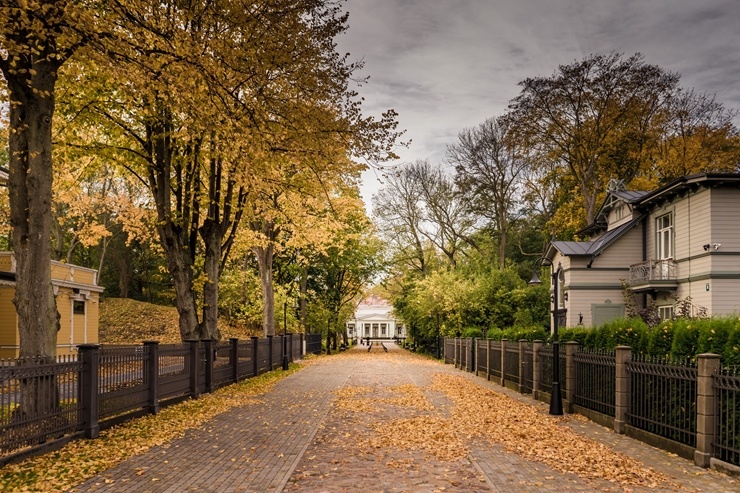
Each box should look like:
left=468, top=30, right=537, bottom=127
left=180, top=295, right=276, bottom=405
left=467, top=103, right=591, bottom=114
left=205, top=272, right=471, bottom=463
left=694, top=353, right=721, bottom=467
left=614, top=346, right=631, bottom=434
left=144, top=341, right=160, bottom=414
left=79, top=344, right=100, bottom=439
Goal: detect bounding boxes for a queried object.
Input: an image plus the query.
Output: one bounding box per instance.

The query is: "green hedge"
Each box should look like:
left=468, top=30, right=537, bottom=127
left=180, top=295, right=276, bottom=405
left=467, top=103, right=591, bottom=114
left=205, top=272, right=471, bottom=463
left=480, top=316, right=740, bottom=362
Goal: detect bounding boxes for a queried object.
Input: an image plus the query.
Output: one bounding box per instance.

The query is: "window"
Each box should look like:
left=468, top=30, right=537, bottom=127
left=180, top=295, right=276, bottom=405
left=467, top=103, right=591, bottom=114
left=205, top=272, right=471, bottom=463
left=381, top=323, right=386, bottom=335
left=658, top=305, right=674, bottom=321
left=656, top=213, right=674, bottom=260
left=364, top=324, right=370, bottom=336
left=615, top=205, right=624, bottom=220
left=347, top=324, right=354, bottom=335
left=73, top=300, right=85, bottom=315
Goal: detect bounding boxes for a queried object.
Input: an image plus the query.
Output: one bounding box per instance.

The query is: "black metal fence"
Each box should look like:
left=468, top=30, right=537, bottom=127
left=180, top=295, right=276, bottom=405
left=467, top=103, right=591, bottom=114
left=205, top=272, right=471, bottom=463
left=627, top=355, right=698, bottom=448
left=573, top=349, right=616, bottom=417
left=442, top=337, right=740, bottom=471
left=521, top=345, right=534, bottom=394
left=503, top=342, right=520, bottom=385
left=0, top=334, right=304, bottom=465
left=714, top=367, right=740, bottom=467
left=305, top=333, right=323, bottom=355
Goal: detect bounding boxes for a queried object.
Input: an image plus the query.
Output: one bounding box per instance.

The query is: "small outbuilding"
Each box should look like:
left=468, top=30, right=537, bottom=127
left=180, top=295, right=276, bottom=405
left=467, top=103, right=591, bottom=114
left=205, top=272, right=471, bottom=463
left=0, top=252, right=104, bottom=358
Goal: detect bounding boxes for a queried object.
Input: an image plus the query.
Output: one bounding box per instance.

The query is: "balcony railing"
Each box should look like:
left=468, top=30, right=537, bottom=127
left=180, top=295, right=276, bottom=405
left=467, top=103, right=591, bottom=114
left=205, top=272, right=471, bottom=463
left=629, top=259, right=676, bottom=284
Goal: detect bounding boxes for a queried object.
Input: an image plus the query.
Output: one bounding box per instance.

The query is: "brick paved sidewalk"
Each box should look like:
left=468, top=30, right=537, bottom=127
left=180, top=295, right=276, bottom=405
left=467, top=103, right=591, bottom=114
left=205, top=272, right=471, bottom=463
left=71, top=345, right=738, bottom=493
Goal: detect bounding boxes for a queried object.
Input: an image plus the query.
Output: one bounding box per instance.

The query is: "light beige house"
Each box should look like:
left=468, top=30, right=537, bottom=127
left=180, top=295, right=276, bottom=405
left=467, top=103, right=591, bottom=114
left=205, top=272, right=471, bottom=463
left=0, top=252, right=104, bottom=358
left=544, top=174, right=740, bottom=329
left=346, top=295, right=405, bottom=341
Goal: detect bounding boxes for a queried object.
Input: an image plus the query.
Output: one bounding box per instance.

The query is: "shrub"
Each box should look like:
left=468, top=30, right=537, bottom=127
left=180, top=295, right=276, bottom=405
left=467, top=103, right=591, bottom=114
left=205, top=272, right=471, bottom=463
left=647, top=320, right=675, bottom=357
left=461, top=327, right=484, bottom=339
left=698, top=317, right=733, bottom=355
left=669, top=319, right=700, bottom=360
left=559, top=327, right=590, bottom=346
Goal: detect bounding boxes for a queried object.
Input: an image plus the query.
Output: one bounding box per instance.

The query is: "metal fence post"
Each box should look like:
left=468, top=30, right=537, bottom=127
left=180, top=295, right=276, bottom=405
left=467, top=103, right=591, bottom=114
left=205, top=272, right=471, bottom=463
left=614, top=346, right=631, bottom=434
left=230, top=338, right=239, bottom=383
left=518, top=339, right=527, bottom=394
left=695, top=353, right=721, bottom=467
left=78, top=344, right=100, bottom=439
left=188, top=340, right=201, bottom=399
left=300, top=333, right=305, bottom=357
left=252, top=336, right=260, bottom=376
left=144, top=341, right=160, bottom=415
left=565, top=341, right=578, bottom=412
left=532, top=340, right=543, bottom=400
left=501, top=339, right=508, bottom=387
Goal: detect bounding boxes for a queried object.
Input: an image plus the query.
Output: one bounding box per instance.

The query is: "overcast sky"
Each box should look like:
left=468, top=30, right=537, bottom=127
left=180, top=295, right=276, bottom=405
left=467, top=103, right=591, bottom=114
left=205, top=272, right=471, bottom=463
left=335, top=0, right=740, bottom=211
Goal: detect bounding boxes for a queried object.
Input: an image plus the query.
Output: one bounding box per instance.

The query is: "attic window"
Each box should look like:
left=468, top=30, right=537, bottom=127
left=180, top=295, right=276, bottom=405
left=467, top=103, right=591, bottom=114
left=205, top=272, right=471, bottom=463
left=615, top=205, right=625, bottom=220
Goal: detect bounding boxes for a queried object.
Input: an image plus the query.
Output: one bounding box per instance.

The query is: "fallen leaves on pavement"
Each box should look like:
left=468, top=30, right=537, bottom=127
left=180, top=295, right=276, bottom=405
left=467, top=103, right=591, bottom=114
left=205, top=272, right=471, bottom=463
left=0, top=365, right=302, bottom=493
left=330, top=351, right=679, bottom=490
left=431, top=372, right=675, bottom=488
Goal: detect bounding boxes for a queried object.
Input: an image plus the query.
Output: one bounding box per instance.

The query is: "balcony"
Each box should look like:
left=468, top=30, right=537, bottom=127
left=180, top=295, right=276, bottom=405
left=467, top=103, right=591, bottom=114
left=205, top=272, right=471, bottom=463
left=628, top=259, right=678, bottom=293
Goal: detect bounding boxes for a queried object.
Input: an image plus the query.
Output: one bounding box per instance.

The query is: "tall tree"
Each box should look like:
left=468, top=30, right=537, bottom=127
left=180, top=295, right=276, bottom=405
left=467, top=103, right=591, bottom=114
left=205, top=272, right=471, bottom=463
left=373, top=162, right=430, bottom=275
left=509, top=52, right=678, bottom=225
left=307, top=211, right=383, bottom=348
left=646, top=89, right=740, bottom=184
left=0, top=1, right=100, bottom=359
left=447, top=116, right=529, bottom=268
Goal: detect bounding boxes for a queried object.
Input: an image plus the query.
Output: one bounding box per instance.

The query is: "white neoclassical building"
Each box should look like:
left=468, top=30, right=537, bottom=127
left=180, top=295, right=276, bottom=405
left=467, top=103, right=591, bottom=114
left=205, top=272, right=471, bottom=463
left=346, top=295, right=405, bottom=341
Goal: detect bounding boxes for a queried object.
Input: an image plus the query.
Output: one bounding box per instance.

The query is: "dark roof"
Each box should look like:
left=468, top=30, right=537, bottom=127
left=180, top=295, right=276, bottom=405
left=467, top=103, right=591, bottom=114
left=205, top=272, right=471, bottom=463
left=612, top=190, right=649, bottom=202
left=636, top=173, right=740, bottom=207
left=552, top=214, right=644, bottom=257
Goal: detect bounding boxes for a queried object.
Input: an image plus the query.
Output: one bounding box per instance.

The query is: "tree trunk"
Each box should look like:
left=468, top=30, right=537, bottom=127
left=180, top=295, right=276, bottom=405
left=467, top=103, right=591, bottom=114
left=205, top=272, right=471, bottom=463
left=6, top=65, right=60, bottom=360
left=199, top=219, right=223, bottom=340
left=114, top=239, right=133, bottom=298
left=254, top=244, right=276, bottom=336
left=157, top=222, right=200, bottom=340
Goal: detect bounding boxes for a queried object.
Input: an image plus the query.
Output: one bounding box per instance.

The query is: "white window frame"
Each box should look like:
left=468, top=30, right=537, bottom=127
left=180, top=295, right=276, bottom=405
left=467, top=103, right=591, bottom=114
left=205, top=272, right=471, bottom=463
left=655, top=213, right=674, bottom=260
left=658, top=305, right=674, bottom=321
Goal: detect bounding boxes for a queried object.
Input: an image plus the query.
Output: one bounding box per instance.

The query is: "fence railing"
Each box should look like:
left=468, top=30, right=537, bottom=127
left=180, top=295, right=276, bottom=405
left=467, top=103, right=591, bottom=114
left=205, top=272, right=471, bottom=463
left=573, top=349, right=615, bottom=417
left=627, top=355, right=697, bottom=448
left=629, top=258, right=676, bottom=283
left=305, top=334, right=323, bottom=355
left=714, top=367, right=740, bottom=468
left=443, top=338, right=740, bottom=472
left=0, top=334, right=304, bottom=465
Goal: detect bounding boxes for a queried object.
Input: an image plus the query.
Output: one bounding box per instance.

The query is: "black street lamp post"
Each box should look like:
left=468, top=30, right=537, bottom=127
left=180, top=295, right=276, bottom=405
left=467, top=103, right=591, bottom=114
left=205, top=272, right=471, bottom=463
left=529, top=257, right=564, bottom=416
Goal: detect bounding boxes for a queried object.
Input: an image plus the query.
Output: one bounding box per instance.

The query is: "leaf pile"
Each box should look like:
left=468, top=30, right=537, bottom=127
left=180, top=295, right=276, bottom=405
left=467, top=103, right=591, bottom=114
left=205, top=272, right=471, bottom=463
left=432, top=373, right=678, bottom=489
left=0, top=365, right=302, bottom=492
left=366, top=415, right=467, bottom=462
left=330, top=351, right=683, bottom=489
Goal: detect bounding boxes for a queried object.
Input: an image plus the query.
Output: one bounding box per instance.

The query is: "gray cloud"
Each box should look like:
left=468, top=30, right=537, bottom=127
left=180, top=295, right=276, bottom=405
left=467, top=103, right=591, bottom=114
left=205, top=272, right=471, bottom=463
left=335, top=0, right=740, bottom=206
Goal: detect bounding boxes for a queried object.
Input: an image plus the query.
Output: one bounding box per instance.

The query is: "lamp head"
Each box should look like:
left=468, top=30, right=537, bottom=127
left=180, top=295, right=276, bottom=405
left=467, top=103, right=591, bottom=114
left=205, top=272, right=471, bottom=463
left=528, top=271, right=542, bottom=286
